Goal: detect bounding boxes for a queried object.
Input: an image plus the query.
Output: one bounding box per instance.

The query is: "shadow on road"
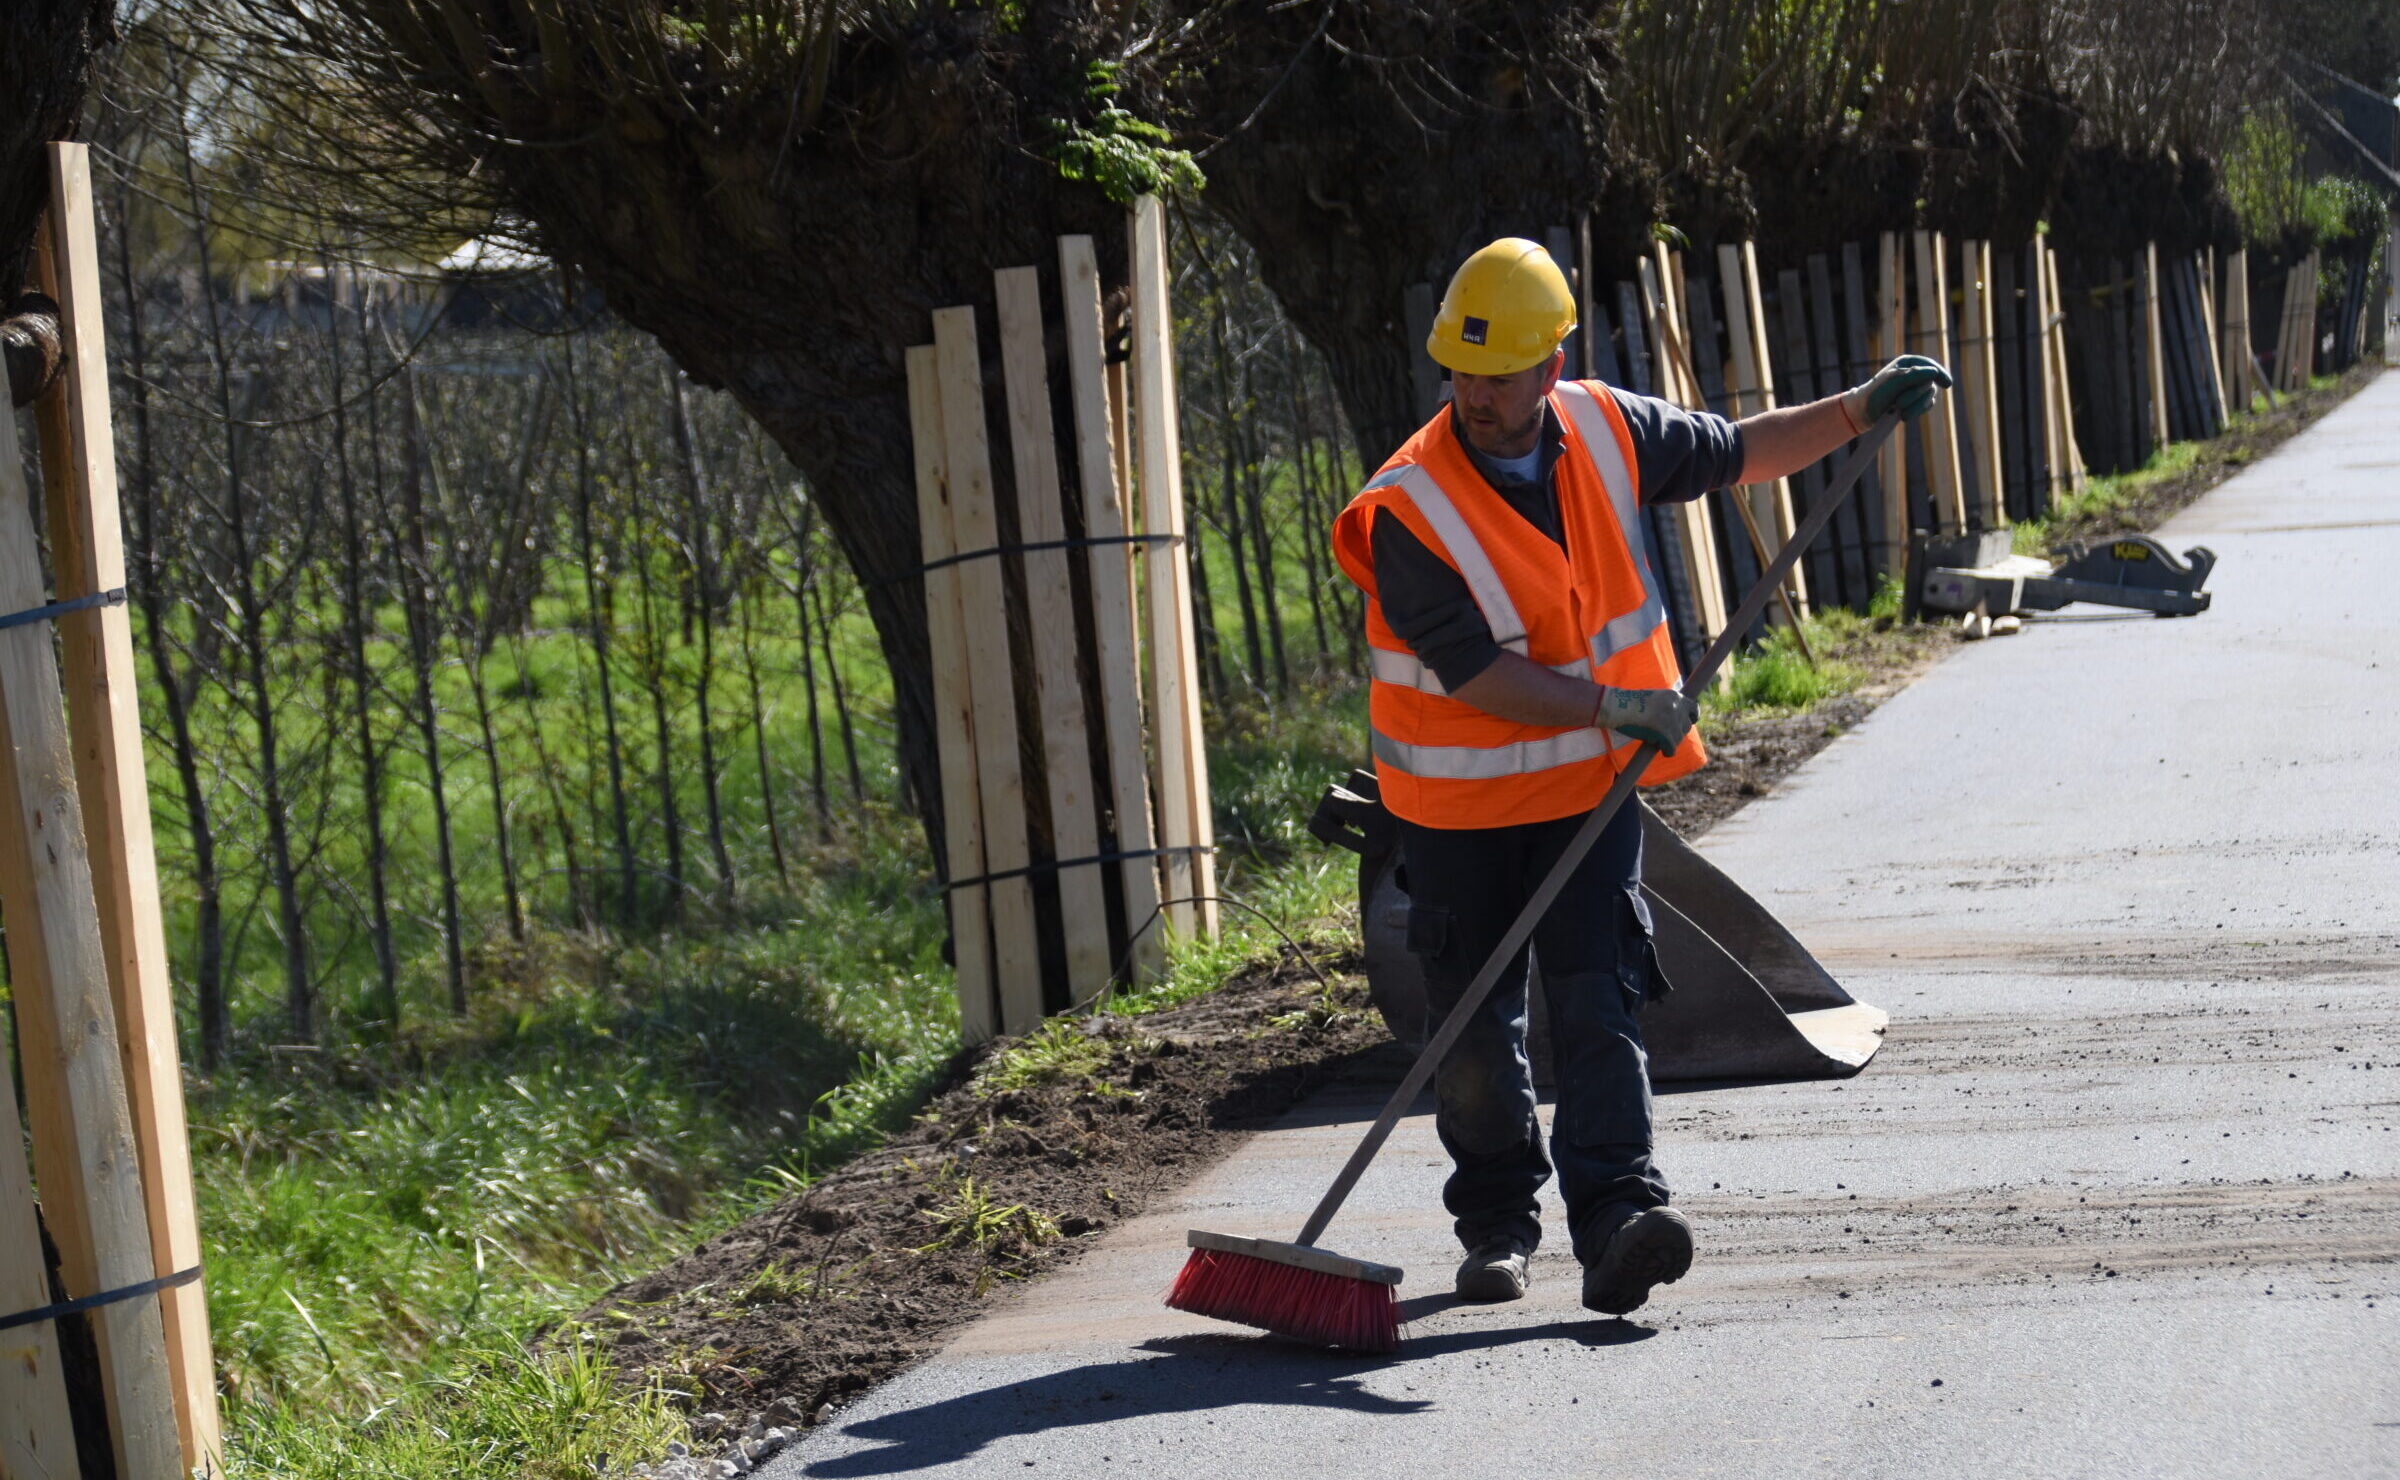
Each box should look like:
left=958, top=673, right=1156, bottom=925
left=801, top=1317, right=1659, bottom=1476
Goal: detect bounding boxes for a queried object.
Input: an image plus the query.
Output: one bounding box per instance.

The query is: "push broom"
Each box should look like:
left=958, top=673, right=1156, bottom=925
left=1167, top=416, right=1902, bottom=1351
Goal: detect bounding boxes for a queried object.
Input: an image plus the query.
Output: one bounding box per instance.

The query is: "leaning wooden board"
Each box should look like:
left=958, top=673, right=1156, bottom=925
left=932, top=307, right=1047, bottom=1030
left=0, top=914, right=80, bottom=1479
left=905, top=345, right=999, bottom=1041
left=994, top=266, right=1113, bottom=1007
left=34, top=139, right=221, bottom=1475
left=1059, top=235, right=1165, bottom=982
left=1130, top=197, right=1218, bottom=941
left=0, top=339, right=183, bottom=1480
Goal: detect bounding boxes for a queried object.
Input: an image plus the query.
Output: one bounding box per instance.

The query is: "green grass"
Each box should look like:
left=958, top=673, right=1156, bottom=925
left=222, top=1327, right=689, bottom=1480
left=2011, top=439, right=2207, bottom=556
left=1702, top=610, right=1869, bottom=722
left=201, top=671, right=1375, bottom=1474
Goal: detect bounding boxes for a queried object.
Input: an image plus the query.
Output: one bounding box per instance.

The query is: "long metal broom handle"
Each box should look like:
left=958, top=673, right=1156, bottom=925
left=1294, top=415, right=1901, bottom=1249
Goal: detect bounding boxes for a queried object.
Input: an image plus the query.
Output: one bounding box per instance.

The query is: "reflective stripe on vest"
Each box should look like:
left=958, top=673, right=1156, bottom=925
left=1365, top=463, right=1531, bottom=651
left=1372, top=726, right=1620, bottom=781
left=1367, top=645, right=1590, bottom=697
left=1553, top=381, right=1670, bottom=668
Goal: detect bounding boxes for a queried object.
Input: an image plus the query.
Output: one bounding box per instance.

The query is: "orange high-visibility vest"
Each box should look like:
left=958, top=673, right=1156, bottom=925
left=1331, top=380, right=1706, bottom=829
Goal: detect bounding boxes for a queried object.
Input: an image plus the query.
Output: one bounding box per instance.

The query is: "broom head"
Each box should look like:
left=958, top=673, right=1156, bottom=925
left=1166, top=1229, right=1403, bottom=1352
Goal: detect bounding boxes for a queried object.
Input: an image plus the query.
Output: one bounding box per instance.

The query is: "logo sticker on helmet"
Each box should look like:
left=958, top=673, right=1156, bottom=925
left=1461, top=316, right=1489, bottom=346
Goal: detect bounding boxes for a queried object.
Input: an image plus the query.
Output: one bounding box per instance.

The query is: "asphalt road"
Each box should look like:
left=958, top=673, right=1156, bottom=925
left=767, top=372, right=2400, bottom=1480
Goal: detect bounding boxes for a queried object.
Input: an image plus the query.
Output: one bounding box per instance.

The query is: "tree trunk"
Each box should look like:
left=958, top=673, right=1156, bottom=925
left=184, top=144, right=313, bottom=1040
left=563, top=339, right=640, bottom=929
left=248, top=3, right=1158, bottom=866
left=668, top=374, right=737, bottom=913
left=329, top=262, right=400, bottom=1024
left=1182, top=5, right=1613, bottom=471
left=459, top=643, right=525, bottom=941
left=1241, top=415, right=1288, bottom=693
left=789, top=510, right=832, bottom=837
left=112, top=173, right=225, bottom=1064
left=737, top=585, right=790, bottom=886
left=812, top=582, right=866, bottom=803
left=630, top=513, right=686, bottom=923
left=0, top=0, right=113, bottom=314
left=398, top=372, right=468, bottom=1013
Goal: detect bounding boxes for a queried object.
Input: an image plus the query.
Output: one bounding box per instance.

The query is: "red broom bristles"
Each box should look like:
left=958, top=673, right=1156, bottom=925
left=1165, top=1247, right=1401, bottom=1353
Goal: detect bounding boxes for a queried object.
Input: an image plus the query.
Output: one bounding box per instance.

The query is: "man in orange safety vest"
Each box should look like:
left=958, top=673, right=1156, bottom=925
left=1332, top=238, right=1949, bottom=1316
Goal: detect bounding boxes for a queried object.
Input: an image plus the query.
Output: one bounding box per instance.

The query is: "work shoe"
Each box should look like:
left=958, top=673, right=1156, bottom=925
left=1580, top=1205, right=1693, bottom=1316
left=1454, top=1235, right=1532, bottom=1302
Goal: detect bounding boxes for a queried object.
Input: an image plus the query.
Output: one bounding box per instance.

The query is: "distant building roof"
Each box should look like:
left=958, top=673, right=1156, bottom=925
left=439, top=237, right=550, bottom=276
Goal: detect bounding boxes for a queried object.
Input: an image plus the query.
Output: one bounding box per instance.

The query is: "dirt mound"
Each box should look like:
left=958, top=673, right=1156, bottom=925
left=585, top=954, right=1388, bottom=1439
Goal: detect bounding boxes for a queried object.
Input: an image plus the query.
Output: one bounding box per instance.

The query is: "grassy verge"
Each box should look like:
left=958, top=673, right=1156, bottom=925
left=2011, top=368, right=2377, bottom=556
left=206, top=674, right=1368, bottom=1475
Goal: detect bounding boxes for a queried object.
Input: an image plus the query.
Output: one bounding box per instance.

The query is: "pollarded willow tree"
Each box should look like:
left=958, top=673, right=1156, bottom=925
left=1169, top=1, right=1615, bottom=469
left=214, top=0, right=1642, bottom=852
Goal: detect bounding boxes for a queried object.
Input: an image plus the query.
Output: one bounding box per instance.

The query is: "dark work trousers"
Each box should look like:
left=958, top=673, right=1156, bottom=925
left=1398, top=800, right=1668, bottom=1267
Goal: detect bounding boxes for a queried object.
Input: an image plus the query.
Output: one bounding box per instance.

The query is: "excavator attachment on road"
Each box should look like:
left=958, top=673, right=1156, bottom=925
left=1308, top=770, right=1886, bottom=1084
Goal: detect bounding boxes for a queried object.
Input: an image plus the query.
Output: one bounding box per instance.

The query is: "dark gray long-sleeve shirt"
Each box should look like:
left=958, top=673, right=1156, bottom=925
left=1371, top=387, right=1744, bottom=692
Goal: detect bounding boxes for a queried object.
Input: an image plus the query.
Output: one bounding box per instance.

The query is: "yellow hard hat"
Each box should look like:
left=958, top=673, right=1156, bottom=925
left=1426, top=238, right=1576, bottom=376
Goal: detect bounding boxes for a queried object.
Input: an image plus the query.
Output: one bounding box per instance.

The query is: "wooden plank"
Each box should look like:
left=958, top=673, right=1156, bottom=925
left=2043, top=243, right=2087, bottom=490
left=1713, top=245, right=1807, bottom=609
left=2182, top=256, right=2223, bottom=437
left=1876, top=233, right=1910, bottom=566
left=1839, top=241, right=1893, bottom=583
left=2032, top=242, right=2065, bottom=502
left=1060, top=235, right=1164, bottom=983
left=906, top=346, right=999, bottom=1040
left=2221, top=249, right=2251, bottom=408
left=1807, top=253, right=1867, bottom=604
left=1738, top=242, right=1806, bottom=590
left=1910, top=231, right=1966, bottom=531
left=1639, top=250, right=1692, bottom=404
left=1712, top=245, right=1788, bottom=607
left=0, top=361, right=182, bottom=1480
left=1640, top=253, right=1728, bottom=646
left=2141, top=243, right=2170, bottom=447
left=1130, top=196, right=1218, bottom=940
left=32, top=140, right=219, bottom=1477
left=931, top=306, right=1047, bottom=1030
left=1683, top=276, right=1760, bottom=620
left=994, top=267, right=1112, bottom=1008
left=0, top=1012, right=81, bottom=1480
left=2193, top=250, right=2229, bottom=426
left=1776, top=266, right=1835, bottom=605
left=1958, top=241, right=2005, bottom=529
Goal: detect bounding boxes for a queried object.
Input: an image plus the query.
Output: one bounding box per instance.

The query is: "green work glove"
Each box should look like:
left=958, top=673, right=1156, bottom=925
left=1593, top=685, right=1696, bottom=751
left=1842, top=353, right=1954, bottom=431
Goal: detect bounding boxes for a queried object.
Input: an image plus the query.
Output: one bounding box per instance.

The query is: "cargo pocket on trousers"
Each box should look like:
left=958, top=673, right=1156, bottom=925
left=1405, top=904, right=1453, bottom=966
left=1616, top=882, right=1664, bottom=1012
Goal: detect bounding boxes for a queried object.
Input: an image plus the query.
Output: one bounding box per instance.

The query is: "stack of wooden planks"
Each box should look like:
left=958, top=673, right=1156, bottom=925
left=904, top=196, right=1214, bottom=1041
